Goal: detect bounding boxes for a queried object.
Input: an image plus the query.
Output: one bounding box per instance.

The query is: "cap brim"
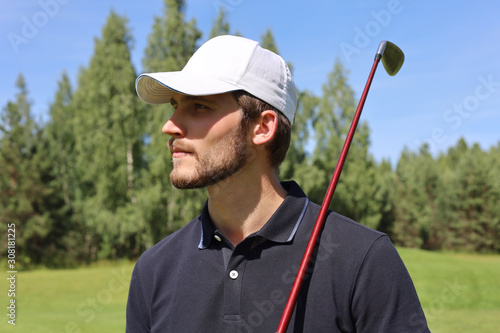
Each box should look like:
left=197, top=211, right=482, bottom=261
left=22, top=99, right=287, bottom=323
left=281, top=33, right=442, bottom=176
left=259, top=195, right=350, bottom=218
left=136, top=72, right=240, bottom=104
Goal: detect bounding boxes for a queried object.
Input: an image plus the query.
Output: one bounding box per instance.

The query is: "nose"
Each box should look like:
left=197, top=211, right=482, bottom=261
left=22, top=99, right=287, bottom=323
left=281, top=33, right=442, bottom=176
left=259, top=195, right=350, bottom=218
left=162, top=111, right=184, bottom=137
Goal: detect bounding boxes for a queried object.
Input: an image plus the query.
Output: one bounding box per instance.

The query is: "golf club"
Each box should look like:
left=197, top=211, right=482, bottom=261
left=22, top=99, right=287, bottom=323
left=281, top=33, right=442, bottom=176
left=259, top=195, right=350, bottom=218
left=276, top=40, right=405, bottom=333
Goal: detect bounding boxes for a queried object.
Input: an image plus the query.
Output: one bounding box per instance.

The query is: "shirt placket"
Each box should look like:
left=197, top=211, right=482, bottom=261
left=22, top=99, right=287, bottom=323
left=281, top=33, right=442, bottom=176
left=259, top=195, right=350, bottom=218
left=221, top=241, right=250, bottom=332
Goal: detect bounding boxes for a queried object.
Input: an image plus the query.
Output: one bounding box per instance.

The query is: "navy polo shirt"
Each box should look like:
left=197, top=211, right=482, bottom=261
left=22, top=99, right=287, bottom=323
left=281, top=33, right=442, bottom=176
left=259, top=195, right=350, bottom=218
left=126, top=181, right=429, bottom=332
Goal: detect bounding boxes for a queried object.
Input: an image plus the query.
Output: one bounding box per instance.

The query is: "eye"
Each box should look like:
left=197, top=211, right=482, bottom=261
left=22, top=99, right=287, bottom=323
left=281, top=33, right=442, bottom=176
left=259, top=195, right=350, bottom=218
left=194, top=103, right=209, bottom=110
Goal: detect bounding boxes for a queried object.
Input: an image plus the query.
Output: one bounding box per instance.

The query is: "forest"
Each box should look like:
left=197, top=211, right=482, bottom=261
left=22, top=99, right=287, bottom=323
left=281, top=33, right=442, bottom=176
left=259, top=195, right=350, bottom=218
left=1, top=0, right=499, bottom=269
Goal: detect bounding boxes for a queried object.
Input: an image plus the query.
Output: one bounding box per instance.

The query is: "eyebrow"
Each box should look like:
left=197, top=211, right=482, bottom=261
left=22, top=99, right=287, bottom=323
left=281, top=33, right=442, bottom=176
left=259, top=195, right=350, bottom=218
left=171, top=95, right=215, bottom=105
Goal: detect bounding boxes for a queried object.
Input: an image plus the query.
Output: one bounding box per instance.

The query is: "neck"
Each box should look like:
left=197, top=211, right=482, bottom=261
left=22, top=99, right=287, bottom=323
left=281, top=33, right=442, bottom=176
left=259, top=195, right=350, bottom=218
left=206, top=169, right=286, bottom=246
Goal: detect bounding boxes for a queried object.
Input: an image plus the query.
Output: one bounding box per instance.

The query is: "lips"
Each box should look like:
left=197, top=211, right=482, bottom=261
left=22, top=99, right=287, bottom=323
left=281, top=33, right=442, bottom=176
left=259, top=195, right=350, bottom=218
left=168, top=139, right=194, bottom=158
left=172, top=150, right=192, bottom=158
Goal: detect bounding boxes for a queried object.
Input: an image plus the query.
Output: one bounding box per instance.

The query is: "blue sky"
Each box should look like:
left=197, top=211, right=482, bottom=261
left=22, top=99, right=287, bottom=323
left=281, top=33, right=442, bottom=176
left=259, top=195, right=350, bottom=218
left=1, top=0, right=499, bottom=165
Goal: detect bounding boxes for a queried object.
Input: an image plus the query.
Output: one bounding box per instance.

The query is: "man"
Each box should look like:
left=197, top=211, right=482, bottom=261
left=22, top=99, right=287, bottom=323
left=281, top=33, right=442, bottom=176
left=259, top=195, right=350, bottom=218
left=127, top=35, right=430, bottom=332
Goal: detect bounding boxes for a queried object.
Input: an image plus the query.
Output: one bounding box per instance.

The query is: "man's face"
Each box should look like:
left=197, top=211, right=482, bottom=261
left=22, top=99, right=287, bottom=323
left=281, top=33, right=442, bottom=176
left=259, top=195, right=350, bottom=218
left=163, top=92, right=249, bottom=189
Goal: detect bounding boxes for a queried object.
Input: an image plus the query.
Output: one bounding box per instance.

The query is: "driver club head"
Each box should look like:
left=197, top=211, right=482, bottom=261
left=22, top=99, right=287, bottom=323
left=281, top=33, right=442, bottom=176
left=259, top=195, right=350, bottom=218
left=376, top=41, right=405, bottom=76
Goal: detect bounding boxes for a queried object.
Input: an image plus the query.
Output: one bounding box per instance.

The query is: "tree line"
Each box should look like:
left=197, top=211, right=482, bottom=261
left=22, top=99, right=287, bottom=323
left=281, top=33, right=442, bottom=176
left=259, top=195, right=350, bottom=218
left=1, top=0, right=499, bottom=268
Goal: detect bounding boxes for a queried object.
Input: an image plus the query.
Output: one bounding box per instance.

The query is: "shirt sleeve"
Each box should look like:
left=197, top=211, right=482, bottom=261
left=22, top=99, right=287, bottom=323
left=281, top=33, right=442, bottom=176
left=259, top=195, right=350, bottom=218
left=126, top=259, right=151, bottom=333
left=351, top=235, right=430, bottom=333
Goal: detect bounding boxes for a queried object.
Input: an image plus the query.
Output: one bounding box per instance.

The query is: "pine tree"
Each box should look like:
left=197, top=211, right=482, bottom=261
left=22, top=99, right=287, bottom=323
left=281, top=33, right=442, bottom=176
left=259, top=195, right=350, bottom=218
left=393, top=144, right=438, bottom=248
left=40, top=71, right=88, bottom=266
left=434, top=139, right=500, bottom=252
left=0, top=75, right=54, bottom=267
left=71, top=11, right=146, bottom=260
left=487, top=142, right=500, bottom=252
left=46, top=72, right=75, bottom=208
left=374, top=159, right=396, bottom=237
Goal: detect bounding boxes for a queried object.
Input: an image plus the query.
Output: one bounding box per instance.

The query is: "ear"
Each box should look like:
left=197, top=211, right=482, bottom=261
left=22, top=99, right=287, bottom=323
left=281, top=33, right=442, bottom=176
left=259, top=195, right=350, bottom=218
left=251, top=110, right=279, bottom=146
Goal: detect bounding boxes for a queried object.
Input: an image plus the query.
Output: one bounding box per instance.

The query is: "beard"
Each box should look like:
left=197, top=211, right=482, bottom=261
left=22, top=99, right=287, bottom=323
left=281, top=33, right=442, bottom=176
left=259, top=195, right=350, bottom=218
left=168, top=123, right=249, bottom=189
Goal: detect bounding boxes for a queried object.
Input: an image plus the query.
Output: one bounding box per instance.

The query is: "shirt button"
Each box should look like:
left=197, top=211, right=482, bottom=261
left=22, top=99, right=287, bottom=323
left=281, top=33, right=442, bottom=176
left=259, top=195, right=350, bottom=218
left=214, top=235, right=222, bottom=242
left=229, top=270, right=239, bottom=280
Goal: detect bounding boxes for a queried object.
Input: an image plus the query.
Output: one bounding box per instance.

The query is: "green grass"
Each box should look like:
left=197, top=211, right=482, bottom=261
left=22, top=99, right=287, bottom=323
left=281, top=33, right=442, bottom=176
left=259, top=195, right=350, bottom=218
left=398, top=248, right=500, bottom=332
left=1, top=250, right=499, bottom=332
left=1, top=261, right=133, bottom=333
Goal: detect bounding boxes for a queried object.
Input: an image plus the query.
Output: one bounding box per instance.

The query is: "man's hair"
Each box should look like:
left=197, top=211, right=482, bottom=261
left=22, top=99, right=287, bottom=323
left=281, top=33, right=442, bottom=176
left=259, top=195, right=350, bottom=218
left=232, top=90, right=292, bottom=170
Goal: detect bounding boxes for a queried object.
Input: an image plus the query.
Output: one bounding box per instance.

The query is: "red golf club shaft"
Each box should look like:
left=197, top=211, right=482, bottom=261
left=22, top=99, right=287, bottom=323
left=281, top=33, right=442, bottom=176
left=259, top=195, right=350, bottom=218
left=276, top=57, right=381, bottom=333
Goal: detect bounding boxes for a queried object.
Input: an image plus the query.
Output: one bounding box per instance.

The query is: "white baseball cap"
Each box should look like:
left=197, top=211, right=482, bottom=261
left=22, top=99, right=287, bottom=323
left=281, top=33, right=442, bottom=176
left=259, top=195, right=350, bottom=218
left=135, top=35, right=298, bottom=124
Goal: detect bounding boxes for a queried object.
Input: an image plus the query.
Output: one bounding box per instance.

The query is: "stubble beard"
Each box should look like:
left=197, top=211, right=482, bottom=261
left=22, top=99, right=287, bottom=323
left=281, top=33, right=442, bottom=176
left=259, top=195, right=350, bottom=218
left=169, top=123, right=249, bottom=189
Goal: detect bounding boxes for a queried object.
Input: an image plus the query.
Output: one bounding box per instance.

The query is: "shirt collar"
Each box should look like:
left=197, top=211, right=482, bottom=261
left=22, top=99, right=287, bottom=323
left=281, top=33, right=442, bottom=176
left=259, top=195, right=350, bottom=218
left=199, top=181, right=309, bottom=249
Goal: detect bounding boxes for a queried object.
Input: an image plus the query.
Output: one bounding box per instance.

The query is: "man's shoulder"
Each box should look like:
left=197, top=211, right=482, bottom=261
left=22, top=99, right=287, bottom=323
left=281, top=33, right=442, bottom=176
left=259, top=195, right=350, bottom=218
left=304, top=201, right=389, bottom=255
left=306, top=201, right=385, bottom=236
left=327, top=209, right=385, bottom=240
left=302, top=201, right=399, bottom=284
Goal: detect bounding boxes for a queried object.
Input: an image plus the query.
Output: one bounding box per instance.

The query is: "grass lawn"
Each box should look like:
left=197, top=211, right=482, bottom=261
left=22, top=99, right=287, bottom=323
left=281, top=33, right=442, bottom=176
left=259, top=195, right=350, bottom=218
left=1, top=261, right=133, bottom=333
left=398, top=248, right=500, bottom=332
left=1, top=249, right=499, bottom=332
